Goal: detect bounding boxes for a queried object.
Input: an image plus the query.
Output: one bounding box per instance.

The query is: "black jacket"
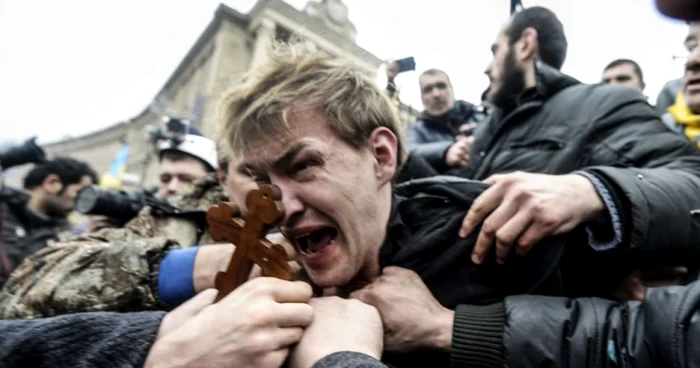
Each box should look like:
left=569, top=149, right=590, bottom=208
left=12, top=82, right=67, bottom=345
left=380, top=176, right=568, bottom=367
left=449, top=63, right=700, bottom=273
left=452, top=280, right=700, bottom=367
left=302, top=281, right=700, bottom=368
left=0, top=185, right=68, bottom=286
left=440, top=62, right=700, bottom=367
left=405, top=100, right=484, bottom=173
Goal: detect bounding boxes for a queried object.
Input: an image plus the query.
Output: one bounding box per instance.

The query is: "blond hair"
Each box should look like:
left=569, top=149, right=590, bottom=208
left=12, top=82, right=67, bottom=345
left=218, top=42, right=406, bottom=169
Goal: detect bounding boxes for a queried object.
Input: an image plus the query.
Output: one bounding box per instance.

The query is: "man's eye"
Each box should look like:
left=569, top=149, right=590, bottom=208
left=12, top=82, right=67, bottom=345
left=250, top=174, right=270, bottom=183
left=292, top=160, right=319, bottom=174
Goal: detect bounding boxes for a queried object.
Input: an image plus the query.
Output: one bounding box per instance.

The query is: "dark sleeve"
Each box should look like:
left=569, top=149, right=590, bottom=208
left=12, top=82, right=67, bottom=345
left=450, top=281, right=700, bottom=368
left=395, top=153, right=439, bottom=183
left=0, top=311, right=165, bottom=368
left=405, top=124, right=452, bottom=172
left=655, top=80, right=681, bottom=115
left=582, top=86, right=700, bottom=257
left=313, top=351, right=387, bottom=368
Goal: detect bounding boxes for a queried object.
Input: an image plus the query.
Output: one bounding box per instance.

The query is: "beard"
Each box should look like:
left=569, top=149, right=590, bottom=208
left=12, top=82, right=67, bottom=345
left=43, top=196, right=71, bottom=218
left=491, top=48, right=526, bottom=110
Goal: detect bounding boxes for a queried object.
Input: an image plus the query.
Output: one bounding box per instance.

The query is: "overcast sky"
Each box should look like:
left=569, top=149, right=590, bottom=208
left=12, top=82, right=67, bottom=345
left=0, top=0, right=689, bottom=145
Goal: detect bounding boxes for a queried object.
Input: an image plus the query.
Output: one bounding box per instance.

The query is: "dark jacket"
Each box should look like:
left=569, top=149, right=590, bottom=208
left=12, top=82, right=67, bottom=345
left=376, top=175, right=700, bottom=367
left=449, top=62, right=700, bottom=269
left=395, top=153, right=439, bottom=184
left=308, top=281, right=700, bottom=368
left=0, top=185, right=68, bottom=286
left=0, top=310, right=394, bottom=368
left=405, top=100, right=484, bottom=172
left=0, top=311, right=163, bottom=367
left=453, top=280, right=700, bottom=367
left=380, top=176, right=569, bottom=366
left=656, top=77, right=683, bottom=115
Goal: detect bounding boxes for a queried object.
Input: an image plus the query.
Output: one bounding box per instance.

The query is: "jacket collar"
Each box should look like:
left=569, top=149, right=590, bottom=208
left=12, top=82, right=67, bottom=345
left=497, top=61, right=581, bottom=113
left=420, top=100, right=476, bottom=128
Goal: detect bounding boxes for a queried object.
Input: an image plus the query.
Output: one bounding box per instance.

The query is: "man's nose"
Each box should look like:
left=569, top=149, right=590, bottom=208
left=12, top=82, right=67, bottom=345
left=689, top=48, right=700, bottom=70
left=167, top=178, right=180, bottom=195
left=272, top=178, right=305, bottom=226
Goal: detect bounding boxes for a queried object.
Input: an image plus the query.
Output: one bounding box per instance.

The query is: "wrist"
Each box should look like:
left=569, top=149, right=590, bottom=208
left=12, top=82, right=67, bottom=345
left=569, top=173, right=606, bottom=224
left=429, top=307, right=454, bottom=351
left=193, top=244, right=234, bottom=292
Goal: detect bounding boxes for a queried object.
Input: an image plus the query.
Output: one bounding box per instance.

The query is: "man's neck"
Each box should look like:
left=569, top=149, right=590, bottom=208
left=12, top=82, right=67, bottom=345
left=27, top=192, right=47, bottom=215
left=524, top=61, right=537, bottom=90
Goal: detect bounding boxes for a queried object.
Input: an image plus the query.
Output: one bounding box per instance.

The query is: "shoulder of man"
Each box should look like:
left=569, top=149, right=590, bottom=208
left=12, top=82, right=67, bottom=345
left=0, top=236, right=179, bottom=319
left=167, top=173, right=227, bottom=212
left=395, top=175, right=490, bottom=205
left=567, top=82, right=646, bottom=109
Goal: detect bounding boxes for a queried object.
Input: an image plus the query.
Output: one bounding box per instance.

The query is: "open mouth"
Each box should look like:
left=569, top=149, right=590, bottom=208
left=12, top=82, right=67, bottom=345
left=293, top=227, right=338, bottom=256
left=687, top=75, right=700, bottom=91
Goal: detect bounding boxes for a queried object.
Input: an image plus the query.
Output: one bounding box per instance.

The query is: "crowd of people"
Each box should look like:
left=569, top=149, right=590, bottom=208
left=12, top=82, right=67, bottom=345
left=1, top=0, right=700, bottom=367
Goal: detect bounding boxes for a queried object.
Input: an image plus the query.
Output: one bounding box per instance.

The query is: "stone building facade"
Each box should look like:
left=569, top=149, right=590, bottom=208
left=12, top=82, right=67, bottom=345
left=5, top=0, right=420, bottom=189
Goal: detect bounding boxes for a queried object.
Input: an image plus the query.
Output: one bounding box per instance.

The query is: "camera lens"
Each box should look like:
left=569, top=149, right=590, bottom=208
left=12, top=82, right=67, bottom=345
left=75, top=185, right=100, bottom=214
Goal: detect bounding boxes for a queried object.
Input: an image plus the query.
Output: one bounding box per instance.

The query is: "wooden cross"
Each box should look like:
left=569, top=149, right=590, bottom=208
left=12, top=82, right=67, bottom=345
left=206, top=183, right=294, bottom=302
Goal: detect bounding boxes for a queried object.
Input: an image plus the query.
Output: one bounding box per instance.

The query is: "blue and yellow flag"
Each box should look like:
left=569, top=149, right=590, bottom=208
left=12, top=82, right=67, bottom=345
left=100, top=143, right=130, bottom=189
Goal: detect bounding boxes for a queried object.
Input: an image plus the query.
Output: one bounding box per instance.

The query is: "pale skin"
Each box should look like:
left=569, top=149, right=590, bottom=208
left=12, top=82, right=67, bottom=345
left=144, top=278, right=314, bottom=368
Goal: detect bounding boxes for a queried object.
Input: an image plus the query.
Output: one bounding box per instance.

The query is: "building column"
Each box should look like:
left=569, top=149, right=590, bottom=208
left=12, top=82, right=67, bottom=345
left=250, top=19, right=276, bottom=67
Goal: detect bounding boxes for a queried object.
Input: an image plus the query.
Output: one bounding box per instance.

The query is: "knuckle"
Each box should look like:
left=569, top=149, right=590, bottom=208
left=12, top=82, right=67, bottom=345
left=495, top=230, right=515, bottom=245
left=537, top=213, right=560, bottom=228
left=481, top=221, right=498, bottom=237
left=511, top=185, right=531, bottom=201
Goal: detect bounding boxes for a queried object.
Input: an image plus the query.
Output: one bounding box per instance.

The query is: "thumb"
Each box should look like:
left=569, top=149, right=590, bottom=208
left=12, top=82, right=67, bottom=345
left=157, top=289, right=218, bottom=338
left=349, top=288, right=369, bottom=303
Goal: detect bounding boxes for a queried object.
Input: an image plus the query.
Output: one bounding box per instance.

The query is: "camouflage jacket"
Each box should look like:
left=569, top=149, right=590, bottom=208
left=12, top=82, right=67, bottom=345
left=0, top=173, right=227, bottom=319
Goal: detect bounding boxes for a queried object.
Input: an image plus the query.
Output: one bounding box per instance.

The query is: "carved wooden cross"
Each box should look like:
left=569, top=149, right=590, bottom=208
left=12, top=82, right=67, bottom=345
left=207, top=183, right=293, bottom=302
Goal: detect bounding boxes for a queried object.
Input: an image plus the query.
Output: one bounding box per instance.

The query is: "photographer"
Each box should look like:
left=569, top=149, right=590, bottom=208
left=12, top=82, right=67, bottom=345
left=0, top=142, right=226, bottom=319
left=78, top=118, right=218, bottom=233
left=0, top=139, right=97, bottom=286
left=153, top=117, right=217, bottom=200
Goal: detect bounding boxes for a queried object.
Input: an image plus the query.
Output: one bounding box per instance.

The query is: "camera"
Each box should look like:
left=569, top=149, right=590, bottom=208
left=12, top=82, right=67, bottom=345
left=75, top=185, right=178, bottom=223
left=0, top=137, right=46, bottom=170
left=160, top=117, right=191, bottom=146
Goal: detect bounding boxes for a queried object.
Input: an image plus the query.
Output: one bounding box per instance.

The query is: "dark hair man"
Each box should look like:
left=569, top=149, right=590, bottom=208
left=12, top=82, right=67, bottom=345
left=0, top=157, right=96, bottom=285
left=444, top=7, right=700, bottom=285
left=601, top=58, right=646, bottom=91
left=404, top=68, right=485, bottom=173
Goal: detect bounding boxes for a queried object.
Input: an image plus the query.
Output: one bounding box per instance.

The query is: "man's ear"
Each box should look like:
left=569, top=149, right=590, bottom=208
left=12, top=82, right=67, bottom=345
left=368, top=127, right=398, bottom=186
left=516, top=27, right=539, bottom=62
left=41, top=174, right=63, bottom=194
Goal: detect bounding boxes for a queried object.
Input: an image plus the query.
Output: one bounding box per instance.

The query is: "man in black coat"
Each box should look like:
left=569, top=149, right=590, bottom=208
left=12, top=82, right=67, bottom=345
left=444, top=6, right=700, bottom=293
left=351, top=5, right=700, bottom=367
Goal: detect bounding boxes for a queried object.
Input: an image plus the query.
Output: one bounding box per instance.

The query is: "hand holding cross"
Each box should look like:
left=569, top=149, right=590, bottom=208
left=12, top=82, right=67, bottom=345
left=206, top=183, right=294, bottom=302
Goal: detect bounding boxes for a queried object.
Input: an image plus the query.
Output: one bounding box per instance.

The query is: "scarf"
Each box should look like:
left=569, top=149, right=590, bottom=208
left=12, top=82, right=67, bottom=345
left=668, top=92, right=700, bottom=146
